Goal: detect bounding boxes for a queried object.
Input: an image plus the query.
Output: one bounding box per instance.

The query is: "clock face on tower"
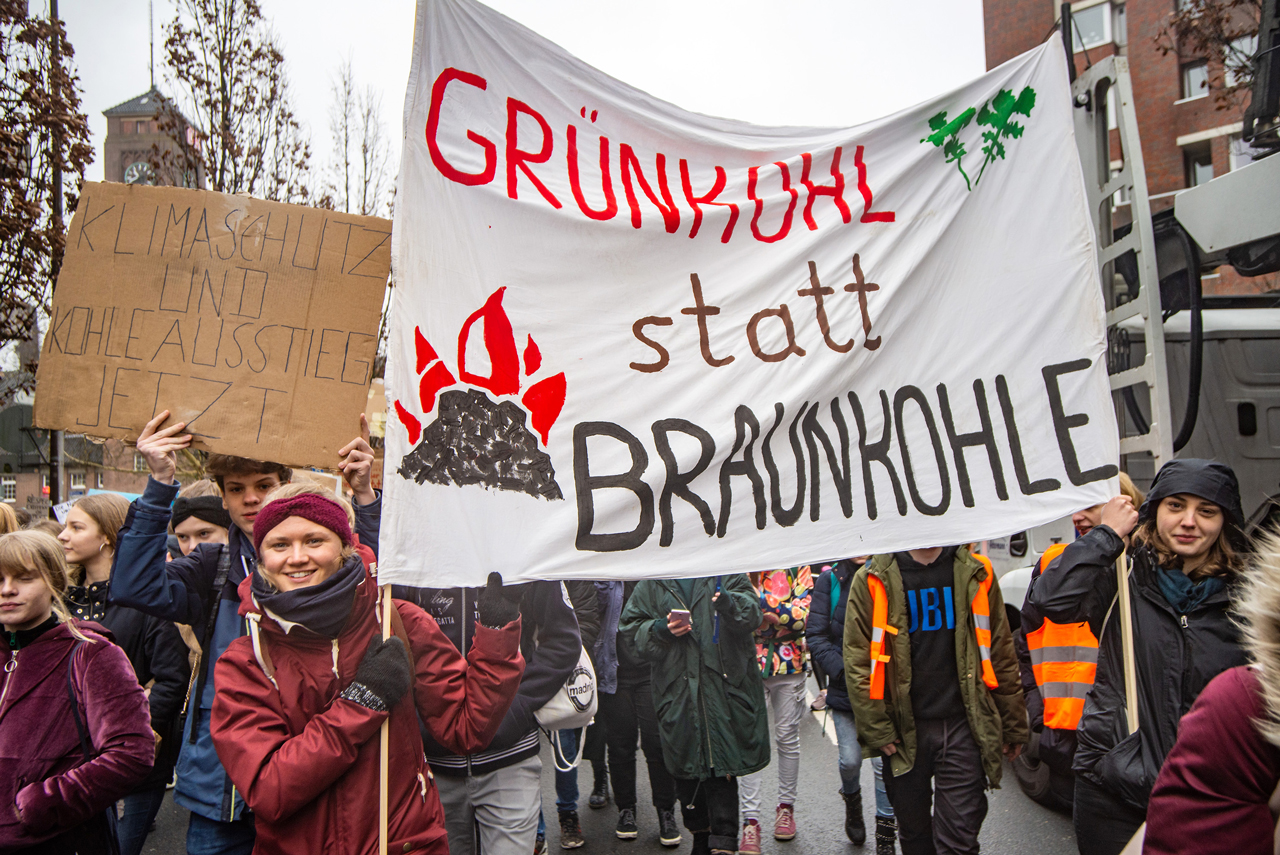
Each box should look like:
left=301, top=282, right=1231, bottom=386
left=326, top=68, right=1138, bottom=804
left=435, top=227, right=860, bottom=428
left=124, top=161, right=154, bottom=185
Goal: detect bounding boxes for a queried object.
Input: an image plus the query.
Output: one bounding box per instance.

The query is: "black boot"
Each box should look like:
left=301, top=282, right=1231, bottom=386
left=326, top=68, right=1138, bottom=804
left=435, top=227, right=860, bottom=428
left=842, top=790, right=866, bottom=845
left=875, top=815, right=896, bottom=855
left=589, top=774, right=609, bottom=809
left=690, top=830, right=712, bottom=855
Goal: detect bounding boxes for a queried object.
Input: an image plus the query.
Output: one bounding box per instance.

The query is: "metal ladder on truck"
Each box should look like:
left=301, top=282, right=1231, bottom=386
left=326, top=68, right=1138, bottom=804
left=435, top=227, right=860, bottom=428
left=1072, top=49, right=1173, bottom=740
left=1071, top=54, right=1174, bottom=482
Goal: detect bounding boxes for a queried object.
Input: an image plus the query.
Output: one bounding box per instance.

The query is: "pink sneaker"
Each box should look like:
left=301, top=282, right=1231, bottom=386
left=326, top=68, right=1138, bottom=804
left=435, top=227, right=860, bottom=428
left=774, top=804, right=797, bottom=841
left=738, top=819, right=762, bottom=854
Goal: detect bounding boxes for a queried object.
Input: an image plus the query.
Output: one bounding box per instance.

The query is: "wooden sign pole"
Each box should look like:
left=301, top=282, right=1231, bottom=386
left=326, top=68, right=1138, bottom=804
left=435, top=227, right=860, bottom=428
left=379, top=582, right=391, bottom=855
left=1115, top=551, right=1140, bottom=735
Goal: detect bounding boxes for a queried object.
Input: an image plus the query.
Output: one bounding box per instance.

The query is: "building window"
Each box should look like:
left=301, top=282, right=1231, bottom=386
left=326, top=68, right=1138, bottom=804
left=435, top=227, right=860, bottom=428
left=70, top=471, right=85, bottom=491
left=1072, top=2, right=1112, bottom=52
left=1184, top=143, right=1213, bottom=187
left=96, top=471, right=105, bottom=489
left=1, top=477, right=15, bottom=502
left=134, top=452, right=148, bottom=472
left=1181, top=61, right=1209, bottom=100
left=1225, top=35, right=1257, bottom=87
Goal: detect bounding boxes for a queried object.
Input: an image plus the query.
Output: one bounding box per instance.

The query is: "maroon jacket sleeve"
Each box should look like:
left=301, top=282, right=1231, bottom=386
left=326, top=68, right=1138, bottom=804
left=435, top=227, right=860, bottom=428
left=210, top=637, right=386, bottom=824
left=16, top=640, right=154, bottom=834
left=1144, top=666, right=1280, bottom=855
left=398, top=601, right=524, bottom=755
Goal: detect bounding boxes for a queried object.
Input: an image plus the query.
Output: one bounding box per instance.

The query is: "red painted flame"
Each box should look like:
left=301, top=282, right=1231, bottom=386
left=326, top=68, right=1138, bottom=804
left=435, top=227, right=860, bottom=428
left=394, top=400, right=421, bottom=445
left=523, top=335, right=542, bottom=376
left=418, top=361, right=456, bottom=415
left=457, top=288, right=520, bottom=396
left=521, top=373, right=566, bottom=446
left=402, top=288, right=566, bottom=449
left=414, top=327, right=438, bottom=374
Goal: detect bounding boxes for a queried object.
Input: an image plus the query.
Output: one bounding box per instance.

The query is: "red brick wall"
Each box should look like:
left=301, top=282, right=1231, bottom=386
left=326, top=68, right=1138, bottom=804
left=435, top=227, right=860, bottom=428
left=985, top=0, right=1056, bottom=68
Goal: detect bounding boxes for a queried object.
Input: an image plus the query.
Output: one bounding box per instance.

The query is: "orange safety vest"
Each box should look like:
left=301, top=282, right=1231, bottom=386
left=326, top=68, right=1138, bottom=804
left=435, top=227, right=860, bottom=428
left=1024, top=543, right=1099, bottom=731
left=867, top=554, right=999, bottom=700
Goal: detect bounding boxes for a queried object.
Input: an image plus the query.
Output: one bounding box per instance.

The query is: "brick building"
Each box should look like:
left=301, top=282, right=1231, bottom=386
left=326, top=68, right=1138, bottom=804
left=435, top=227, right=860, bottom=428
left=0, top=400, right=151, bottom=517
left=103, top=87, right=205, bottom=189
left=983, top=0, right=1277, bottom=296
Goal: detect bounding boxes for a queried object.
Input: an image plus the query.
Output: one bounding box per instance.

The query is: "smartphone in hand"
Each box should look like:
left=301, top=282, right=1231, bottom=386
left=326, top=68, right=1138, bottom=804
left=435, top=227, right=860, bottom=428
left=669, top=609, right=692, bottom=632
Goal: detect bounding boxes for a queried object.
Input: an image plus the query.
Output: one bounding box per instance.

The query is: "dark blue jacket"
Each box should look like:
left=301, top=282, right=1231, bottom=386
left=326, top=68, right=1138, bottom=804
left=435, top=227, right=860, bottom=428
left=806, top=561, right=858, bottom=713
left=392, top=581, right=580, bottom=777
left=109, top=477, right=381, bottom=822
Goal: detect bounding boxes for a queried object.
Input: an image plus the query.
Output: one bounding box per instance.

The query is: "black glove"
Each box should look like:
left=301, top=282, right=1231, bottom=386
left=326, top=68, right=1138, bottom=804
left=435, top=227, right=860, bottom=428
left=340, top=637, right=411, bottom=712
left=477, top=572, right=522, bottom=629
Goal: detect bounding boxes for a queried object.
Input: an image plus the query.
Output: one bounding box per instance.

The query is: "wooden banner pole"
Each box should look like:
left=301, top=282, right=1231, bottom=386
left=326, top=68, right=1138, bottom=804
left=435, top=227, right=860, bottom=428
left=379, top=581, right=391, bottom=855
left=1115, top=550, right=1140, bottom=735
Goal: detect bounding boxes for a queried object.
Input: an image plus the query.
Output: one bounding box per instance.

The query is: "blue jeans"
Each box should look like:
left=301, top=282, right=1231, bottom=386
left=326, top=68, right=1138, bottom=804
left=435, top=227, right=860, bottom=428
left=537, top=729, right=583, bottom=835
left=116, top=787, right=167, bottom=855
left=553, top=729, right=580, bottom=813
left=831, top=709, right=893, bottom=817
left=186, top=812, right=255, bottom=855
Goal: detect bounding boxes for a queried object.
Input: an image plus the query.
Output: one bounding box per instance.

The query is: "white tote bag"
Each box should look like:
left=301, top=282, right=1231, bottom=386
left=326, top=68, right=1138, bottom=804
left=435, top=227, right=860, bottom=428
left=534, top=638, right=598, bottom=731
left=534, top=583, right=599, bottom=770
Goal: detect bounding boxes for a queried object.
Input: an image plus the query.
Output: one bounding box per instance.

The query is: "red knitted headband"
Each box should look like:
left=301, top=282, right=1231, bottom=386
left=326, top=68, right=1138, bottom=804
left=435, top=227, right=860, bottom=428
left=252, top=494, right=354, bottom=554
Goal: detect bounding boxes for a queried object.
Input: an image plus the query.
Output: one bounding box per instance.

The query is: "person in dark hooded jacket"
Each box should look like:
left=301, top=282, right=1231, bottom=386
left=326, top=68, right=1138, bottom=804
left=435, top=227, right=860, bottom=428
left=806, top=559, right=893, bottom=851
left=391, top=579, right=581, bottom=855
left=1027, top=459, right=1249, bottom=855
left=61, top=493, right=190, bottom=855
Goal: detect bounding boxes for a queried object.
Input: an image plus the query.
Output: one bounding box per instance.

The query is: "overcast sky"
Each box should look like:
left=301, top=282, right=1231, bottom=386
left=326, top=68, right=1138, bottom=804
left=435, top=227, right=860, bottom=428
left=56, top=0, right=989, bottom=185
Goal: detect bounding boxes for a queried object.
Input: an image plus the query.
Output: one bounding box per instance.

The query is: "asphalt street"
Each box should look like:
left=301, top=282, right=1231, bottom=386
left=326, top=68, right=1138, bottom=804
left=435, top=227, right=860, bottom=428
left=138, top=679, right=1075, bottom=854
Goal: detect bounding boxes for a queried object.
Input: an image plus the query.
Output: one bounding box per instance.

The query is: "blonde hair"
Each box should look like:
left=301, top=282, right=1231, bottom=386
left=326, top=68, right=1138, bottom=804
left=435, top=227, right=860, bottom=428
left=26, top=519, right=63, bottom=538
left=254, top=482, right=358, bottom=590
left=0, top=503, right=19, bottom=535
left=177, top=479, right=222, bottom=499
left=1237, top=529, right=1280, bottom=747
left=66, top=493, right=130, bottom=586
left=1118, top=472, right=1144, bottom=508
left=0, top=530, right=91, bottom=641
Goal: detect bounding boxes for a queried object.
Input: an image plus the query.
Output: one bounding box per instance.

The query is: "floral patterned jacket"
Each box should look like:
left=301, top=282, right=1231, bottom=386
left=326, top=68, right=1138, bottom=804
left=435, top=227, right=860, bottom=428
left=752, top=566, right=813, bottom=677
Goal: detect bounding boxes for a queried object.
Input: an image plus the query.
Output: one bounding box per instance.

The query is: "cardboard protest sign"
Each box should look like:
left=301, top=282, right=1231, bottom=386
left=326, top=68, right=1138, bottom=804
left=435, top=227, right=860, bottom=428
left=34, top=183, right=391, bottom=468
left=379, top=0, right=1119, bottom=587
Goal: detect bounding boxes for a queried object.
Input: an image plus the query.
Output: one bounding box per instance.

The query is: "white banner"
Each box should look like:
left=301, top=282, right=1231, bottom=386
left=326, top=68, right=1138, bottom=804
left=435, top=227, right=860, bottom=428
left=380, top=0, right=1119, bottom=587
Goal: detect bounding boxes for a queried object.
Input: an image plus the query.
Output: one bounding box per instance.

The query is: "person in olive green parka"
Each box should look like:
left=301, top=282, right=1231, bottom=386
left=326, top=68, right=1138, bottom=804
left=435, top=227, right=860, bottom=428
left=620, top=575, right=769, bottom=855
left=843, top=546, right=1027, bottom=855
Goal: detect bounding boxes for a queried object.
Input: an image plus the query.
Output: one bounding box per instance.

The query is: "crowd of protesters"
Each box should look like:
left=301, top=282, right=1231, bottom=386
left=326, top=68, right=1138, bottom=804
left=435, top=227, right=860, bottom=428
left=0, top=401, right=1276, bottom=855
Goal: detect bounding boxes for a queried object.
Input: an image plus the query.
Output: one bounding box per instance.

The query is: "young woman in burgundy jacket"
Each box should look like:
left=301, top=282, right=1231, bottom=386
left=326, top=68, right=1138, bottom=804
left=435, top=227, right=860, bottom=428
left=210, top=490, right=526, bottom=855
left=0, top=530, right=154, bottom=855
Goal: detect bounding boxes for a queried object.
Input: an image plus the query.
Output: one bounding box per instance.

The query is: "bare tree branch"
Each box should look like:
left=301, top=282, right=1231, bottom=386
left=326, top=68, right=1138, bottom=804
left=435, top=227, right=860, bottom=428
left=321, top=59, right=391, bottom=218
left=1156, top=0, right=1262, bottom=111
left=0, top=1, right=93, bottom=399
left=149, top=0, right=312, bottom=201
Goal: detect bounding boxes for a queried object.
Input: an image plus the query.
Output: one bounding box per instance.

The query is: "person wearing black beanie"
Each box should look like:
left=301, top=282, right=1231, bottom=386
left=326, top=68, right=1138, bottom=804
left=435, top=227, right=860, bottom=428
left=169, top=487, right=232, bottom=557
left=1028, top=459, right=1250, bottom=855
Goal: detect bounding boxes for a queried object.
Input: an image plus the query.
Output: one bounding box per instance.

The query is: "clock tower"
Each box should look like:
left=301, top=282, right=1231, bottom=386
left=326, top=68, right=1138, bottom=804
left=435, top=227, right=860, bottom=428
left=102, top=87, right=205, bottom=188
